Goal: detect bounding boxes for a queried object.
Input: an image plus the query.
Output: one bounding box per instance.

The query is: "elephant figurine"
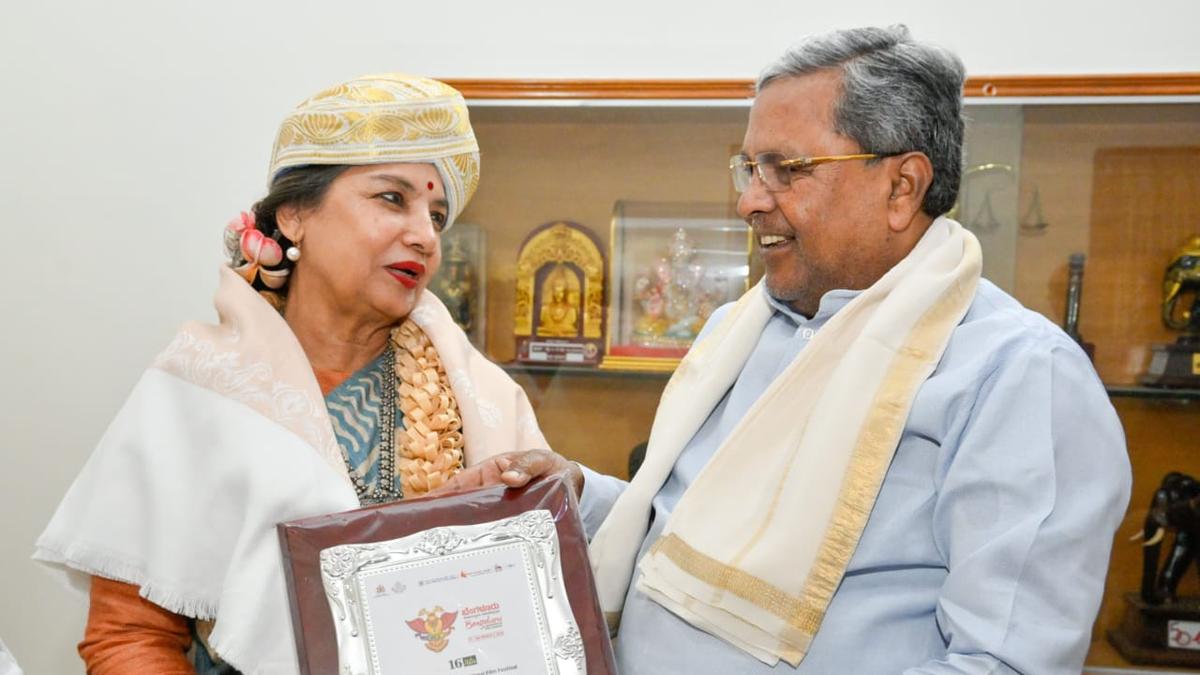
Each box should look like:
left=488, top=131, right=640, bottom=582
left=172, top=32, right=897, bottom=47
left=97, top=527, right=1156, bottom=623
left=1141, top=472, right=1200, bottom=605
left=1161, top=235, right=1200, bottom=342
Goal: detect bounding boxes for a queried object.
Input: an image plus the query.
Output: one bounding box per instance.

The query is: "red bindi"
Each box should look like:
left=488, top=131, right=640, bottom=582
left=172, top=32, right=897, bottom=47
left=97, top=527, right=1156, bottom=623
left=427, top=181, right=434, bottom=191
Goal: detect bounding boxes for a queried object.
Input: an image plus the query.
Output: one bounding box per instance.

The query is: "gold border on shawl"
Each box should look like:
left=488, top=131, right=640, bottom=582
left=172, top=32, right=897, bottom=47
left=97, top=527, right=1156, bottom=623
left=797, top=277, right=975, bottom=631
left=651, top=534, right=826, bottom=633
left=651, top=274, right=976, bottom=639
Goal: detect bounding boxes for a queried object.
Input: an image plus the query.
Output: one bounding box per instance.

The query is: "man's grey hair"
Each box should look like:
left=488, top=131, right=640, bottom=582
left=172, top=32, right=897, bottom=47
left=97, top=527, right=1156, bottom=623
left=757, top=25, right=965, bottom=217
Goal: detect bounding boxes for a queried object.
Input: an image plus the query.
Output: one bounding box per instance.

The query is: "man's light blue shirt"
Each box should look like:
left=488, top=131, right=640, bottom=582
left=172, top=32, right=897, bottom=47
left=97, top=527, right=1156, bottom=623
left=580, top=280, right=1131, bottom=674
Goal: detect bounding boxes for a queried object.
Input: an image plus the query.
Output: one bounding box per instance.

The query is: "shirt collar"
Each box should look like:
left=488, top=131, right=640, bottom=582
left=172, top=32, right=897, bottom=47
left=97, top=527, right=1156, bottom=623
left=761, top=284, right=861, bottom=327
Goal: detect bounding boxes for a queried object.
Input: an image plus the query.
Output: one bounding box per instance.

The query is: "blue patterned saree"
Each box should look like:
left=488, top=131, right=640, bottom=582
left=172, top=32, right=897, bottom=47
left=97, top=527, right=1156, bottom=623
left=325, top=349, right=404, bottom=502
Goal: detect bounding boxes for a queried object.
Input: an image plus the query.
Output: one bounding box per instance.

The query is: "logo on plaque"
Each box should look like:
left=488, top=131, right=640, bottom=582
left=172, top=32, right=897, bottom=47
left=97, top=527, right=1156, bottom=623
left=513, top=221, right=606, bottom=366
left=407, top=606, right=458, bottom=653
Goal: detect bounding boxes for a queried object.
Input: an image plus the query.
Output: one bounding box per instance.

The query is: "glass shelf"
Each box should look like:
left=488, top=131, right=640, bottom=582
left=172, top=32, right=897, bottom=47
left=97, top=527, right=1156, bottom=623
left=1104, top=384, right=1200, bottom=401
left=501, top=362, right=1199, bottom=401
left=501, top=363, right=671, bottom=380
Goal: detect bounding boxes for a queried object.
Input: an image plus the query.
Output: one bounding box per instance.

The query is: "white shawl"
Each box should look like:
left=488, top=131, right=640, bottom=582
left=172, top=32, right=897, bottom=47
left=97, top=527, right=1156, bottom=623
left=590, top=218, right=981, bottom=665
left=34, top=266, right=548, bottom=674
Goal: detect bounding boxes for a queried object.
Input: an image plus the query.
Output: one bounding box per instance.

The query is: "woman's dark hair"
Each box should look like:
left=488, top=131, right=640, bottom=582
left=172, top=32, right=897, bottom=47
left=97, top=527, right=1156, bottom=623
left=242, top=164, right=350, bottom=296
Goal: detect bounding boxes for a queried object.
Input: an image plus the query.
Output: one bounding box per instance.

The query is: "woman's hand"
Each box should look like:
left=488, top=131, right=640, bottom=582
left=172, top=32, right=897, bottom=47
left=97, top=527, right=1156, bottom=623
left=434, top=449, right=583, bottom=499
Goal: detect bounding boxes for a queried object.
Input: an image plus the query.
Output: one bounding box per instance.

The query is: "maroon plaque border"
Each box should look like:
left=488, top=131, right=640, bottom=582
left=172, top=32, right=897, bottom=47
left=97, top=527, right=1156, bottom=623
left=278, top=474, right=616, bottom=674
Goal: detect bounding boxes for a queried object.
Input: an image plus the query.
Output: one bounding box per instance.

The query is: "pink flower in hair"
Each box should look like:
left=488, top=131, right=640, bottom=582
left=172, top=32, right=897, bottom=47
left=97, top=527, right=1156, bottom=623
left=224, top=210, right=287, bottom=288
left=241, top=229, right=283, bottom=267
left=226, top=210, right=255, bottom=234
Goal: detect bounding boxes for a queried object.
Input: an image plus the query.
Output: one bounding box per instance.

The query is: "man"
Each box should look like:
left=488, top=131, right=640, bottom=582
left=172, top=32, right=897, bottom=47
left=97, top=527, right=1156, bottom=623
left=443, top=25, right=1130, bottom=673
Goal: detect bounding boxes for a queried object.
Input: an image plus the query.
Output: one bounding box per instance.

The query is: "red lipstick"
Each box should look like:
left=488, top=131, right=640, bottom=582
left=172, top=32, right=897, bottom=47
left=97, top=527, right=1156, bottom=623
left=386, top=261, right=426, bottom=289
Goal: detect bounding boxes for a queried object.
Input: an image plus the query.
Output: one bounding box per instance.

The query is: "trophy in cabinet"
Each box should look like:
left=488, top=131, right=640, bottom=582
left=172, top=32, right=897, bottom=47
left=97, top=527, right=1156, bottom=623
left=1110, top=472, right=1200, bottom=667
left=628, top=229, right=716, bottom=350
left=1141, top=235, right=1200, bottom=388
left=600, top=201, right=750, bottom=372
left=513, top=221, right=605, bottom=365
left=430, top=224, right=486, bottom=349
left=1062, top=253, right=1095, bottom=360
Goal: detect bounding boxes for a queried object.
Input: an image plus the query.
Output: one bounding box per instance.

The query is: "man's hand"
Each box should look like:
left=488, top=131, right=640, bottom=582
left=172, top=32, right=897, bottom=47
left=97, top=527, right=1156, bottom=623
left=434, top=449, right=584, bottom=499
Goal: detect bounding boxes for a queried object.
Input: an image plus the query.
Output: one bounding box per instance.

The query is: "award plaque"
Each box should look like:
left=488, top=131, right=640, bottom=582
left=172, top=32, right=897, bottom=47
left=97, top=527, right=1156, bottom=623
left=279, top=475, right=616, bottom=675
left=1140, top=235, right=1200, bottom=388
left=513, top=221, right=606, bottom=366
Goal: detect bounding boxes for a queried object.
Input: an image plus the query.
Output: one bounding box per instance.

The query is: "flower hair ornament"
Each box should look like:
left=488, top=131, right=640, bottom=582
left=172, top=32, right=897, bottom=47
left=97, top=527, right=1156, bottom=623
left=223, top=211, right=291, bottom=290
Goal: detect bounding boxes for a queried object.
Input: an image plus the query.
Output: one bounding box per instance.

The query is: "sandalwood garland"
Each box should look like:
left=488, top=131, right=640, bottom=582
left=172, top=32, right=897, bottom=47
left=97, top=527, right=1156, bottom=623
left=391, top=319, right=465, bottom=496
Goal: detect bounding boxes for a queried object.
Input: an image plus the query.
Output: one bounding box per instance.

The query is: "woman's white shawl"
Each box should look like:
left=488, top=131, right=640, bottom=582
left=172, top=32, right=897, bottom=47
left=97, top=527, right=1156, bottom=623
left=34, top=266, right=549, bottom=674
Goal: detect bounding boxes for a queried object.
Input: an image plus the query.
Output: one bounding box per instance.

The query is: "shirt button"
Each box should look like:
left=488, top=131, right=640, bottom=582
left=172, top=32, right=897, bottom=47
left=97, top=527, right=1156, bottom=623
left=800, top=328, right=815, bottom=340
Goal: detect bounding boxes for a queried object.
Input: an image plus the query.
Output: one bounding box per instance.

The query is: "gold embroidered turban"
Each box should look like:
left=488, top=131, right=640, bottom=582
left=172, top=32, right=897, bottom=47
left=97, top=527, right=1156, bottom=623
left=268, top=73, right=480, bottom=227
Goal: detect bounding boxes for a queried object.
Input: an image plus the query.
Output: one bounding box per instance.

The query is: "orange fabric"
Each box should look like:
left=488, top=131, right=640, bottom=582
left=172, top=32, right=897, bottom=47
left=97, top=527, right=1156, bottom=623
left=80, top=576, right=193, bottom=674
left=313, top=366, right=352, bottom=396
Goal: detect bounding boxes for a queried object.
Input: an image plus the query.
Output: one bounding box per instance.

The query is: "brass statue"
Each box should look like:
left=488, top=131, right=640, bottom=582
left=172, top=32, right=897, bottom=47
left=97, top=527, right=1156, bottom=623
left=433, top=238, right=475, bottom=333
left=1162, top=235, right=1200, bottom=339
left=1142, top=235, right=1200, bottom=388
left=537, top=264, right=581, bottom=337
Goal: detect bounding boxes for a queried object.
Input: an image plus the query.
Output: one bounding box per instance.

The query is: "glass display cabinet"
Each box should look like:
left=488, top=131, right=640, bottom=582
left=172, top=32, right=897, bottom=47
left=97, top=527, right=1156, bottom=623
left=601, top=201, right=749, bottom=372
left=430, top=222, right=487, bottom=349
left=443, top=75, right=1200, bottom=673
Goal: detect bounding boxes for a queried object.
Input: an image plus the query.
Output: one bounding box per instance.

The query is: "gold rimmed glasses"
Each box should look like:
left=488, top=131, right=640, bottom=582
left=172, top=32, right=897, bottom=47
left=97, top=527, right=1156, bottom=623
left=730, top=152, right=882, bottom=192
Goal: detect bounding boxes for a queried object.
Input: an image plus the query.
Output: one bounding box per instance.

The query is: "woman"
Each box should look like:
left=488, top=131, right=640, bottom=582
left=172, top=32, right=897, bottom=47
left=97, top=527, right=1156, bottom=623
left=34, top=74, right=549, bottom=674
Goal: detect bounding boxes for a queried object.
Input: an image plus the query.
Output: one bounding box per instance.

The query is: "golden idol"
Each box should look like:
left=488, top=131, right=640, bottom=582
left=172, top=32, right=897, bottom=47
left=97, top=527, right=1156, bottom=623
left=513, top=221, right=606, bottom=366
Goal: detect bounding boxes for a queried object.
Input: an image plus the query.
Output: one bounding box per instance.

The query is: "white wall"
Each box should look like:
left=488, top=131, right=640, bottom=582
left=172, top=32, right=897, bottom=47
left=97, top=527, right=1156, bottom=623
left=1, top=1, right=1197, bottom=672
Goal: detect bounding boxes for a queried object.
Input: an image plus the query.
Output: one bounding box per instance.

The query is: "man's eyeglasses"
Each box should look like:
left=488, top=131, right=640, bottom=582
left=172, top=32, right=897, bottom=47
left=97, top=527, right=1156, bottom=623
left=729, top=152, right=881, bottom=193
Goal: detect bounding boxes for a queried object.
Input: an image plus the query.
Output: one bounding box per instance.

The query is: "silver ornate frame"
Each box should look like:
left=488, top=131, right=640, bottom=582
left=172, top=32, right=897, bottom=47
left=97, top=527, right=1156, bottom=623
left=319, top=509, right=585, bottom=675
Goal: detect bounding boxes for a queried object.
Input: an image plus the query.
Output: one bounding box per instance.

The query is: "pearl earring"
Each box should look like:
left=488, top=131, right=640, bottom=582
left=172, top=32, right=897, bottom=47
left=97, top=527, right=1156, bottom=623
left=286, top=245, right=302, bottom=262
